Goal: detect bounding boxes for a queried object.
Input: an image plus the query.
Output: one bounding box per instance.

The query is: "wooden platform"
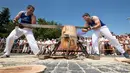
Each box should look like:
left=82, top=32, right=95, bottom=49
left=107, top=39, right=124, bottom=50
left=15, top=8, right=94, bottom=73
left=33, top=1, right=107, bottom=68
left=38, top=55, right=79, bottom=60
left=88, top=55, right=100, bottom=60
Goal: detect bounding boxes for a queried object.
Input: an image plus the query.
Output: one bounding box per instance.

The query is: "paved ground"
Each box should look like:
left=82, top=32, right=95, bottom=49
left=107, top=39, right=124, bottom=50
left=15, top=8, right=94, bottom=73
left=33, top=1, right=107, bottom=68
left=0, top=53, right=130, bottom=73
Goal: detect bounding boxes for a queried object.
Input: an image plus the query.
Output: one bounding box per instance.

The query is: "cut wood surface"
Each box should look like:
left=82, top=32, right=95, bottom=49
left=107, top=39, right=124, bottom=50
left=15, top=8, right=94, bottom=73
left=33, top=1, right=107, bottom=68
left=0, top=65, right=46, bottom=73
left=115, top=57, right=130, bottom=64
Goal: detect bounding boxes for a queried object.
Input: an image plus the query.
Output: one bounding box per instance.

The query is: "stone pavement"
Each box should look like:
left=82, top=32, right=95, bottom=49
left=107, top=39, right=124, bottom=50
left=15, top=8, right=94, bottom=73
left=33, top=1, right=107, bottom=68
left=0, top=53, right=130, bottom=73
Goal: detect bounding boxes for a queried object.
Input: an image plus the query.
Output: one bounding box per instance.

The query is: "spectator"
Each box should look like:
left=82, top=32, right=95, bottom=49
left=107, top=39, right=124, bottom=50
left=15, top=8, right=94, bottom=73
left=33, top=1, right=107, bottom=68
left=22, top=39, right=28, bottom=53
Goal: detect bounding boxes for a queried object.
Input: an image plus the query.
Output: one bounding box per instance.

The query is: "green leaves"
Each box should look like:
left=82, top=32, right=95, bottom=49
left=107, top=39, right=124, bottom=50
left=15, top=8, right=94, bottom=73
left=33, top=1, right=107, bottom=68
left=0, top=7, right=61, bottom=39
left=34, top=18, right=61, bottom=40
left=0, top=7, right=11, bottom=37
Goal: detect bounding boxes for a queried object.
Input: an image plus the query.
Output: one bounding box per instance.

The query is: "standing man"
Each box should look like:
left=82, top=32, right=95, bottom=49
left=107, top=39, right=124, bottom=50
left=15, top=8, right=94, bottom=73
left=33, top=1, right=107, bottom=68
left=82, top=13, right=129, bottom=59
left=1, top=5, right=40, bottom=58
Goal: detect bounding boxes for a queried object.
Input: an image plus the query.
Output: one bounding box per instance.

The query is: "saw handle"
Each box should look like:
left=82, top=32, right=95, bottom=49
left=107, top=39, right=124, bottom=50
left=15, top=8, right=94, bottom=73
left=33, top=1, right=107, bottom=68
left=15, top=23, right=24, bottom=29
left=13, top=20, right=24, bottom=29
left=18, top=24, right=24, bottom=28
left=82, top=26, right=92, bottom=32
left=84, top=25, right=92, bottom=29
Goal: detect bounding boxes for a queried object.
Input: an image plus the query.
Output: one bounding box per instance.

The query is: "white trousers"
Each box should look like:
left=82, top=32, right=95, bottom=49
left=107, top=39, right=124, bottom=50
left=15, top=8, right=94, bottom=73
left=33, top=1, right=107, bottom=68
left=4, top=27, right=40, bottom=55
left=92, top=26, right=125, bottom=54
left=87, top=45, right=92, bottom=54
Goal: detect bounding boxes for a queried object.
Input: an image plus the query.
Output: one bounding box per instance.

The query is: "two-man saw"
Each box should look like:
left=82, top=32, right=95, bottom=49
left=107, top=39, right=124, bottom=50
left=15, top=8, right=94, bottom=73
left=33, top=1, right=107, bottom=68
left=18, top=23, right=91, bottom=29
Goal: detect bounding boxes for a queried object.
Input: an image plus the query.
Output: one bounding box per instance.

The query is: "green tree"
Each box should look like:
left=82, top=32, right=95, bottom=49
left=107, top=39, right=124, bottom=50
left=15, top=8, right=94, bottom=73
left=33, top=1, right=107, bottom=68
left=33, top=18, right=61, bottom=40
left=0, top=7, right=62, bottom=39
left=0, top=7, right=10, bottom=37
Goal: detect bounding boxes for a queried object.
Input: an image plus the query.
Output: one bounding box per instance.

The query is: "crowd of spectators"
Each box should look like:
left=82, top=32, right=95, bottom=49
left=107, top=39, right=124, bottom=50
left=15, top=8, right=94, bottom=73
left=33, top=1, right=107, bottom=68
left=0, top=34, right=130, bottom=55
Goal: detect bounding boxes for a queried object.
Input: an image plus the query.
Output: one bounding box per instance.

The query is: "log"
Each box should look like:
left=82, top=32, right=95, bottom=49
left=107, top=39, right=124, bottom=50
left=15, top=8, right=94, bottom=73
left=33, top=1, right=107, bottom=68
left=115, top=57, right=130, bottom=64
left=61, top=25, right=77, bottom=50
left=0, top=65, right=46, bottom=73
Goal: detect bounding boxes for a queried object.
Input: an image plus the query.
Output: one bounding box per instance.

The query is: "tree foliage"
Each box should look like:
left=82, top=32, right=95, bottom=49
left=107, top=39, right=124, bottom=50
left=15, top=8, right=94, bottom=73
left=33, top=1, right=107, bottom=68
left=0, top=7, right=61, bottom=39
left=33, top=18, right=61, bottom=40
left=0, top=7, right=11, bottom=37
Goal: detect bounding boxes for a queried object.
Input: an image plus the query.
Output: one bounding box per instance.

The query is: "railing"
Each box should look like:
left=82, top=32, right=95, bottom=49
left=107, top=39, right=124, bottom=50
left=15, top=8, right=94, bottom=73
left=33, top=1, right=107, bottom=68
left=0, top=42, right=130, bottom=55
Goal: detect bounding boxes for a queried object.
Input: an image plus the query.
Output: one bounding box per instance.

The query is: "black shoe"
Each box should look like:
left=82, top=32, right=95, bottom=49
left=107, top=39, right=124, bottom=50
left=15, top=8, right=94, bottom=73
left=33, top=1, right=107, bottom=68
left=0, top=54, right=10, bottom=58
left=123, top=52, right=129, bottom=58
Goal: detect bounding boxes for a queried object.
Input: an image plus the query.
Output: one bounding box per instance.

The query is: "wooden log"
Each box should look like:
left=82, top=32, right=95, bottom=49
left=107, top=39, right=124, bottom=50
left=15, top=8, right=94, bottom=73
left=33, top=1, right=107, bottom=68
left=61, top=25, right=77, bottom=50
left=115, top=57, right=130, bottom=64
left=0, top=65, right=46, bottom=73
